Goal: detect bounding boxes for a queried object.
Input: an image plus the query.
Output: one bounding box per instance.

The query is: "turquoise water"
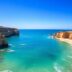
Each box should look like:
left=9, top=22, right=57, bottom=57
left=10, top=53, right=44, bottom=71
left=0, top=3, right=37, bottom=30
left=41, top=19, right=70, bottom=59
left=0, top=30, right=72, bottom=72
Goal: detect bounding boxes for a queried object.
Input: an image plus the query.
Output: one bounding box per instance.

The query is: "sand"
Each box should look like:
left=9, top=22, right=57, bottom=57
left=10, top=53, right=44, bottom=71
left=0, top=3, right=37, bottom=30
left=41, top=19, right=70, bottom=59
left=56, top=38, right=72, bottom=45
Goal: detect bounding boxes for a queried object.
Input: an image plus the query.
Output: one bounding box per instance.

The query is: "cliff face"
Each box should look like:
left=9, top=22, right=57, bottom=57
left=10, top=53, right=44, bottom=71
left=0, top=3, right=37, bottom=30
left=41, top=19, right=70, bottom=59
left=0, top=26, right=19, bottom=37
left=0, top=34, right=8, bottom=48
left=54, top=31, right=72, bottom=39
left=0, top=26, right=19, bottom=49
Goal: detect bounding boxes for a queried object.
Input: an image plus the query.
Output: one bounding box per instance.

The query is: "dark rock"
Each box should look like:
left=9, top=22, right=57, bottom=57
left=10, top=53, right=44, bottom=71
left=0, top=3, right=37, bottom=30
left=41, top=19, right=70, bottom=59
left=0, top=26, right=19, bottom=37
left=0, top=42, right=8, bottom=49
left=0, top=26, right=19, bottom=49
left=0, top=33, right=8, bottom=49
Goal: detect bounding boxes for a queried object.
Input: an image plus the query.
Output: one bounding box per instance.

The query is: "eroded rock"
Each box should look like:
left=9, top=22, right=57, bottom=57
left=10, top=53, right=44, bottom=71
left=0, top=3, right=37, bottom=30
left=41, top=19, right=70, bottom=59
left=54, top=31, right=72, bottom=39
left=0, top=26, right=19, bottom=49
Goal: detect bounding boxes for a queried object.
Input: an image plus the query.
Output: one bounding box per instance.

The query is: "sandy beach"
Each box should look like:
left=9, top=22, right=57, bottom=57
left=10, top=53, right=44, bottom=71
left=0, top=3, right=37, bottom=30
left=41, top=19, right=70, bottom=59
left=57, top=38, right=72, bottom=45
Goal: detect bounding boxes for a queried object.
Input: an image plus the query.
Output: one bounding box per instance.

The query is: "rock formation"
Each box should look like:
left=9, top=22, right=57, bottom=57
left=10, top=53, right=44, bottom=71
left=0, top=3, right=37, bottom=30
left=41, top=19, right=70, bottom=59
left=0, top=26, right=19, bottom=37
left=0, top=33, right=8, bottom=49
left=0, top=26, right=19, bottom=49
left=54, top=31, right=72, bottom=39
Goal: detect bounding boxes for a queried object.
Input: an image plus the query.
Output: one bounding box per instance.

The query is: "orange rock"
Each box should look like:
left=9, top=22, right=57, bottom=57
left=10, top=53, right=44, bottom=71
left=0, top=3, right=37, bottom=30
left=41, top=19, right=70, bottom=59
left=54, top=31, right=72, bottom=39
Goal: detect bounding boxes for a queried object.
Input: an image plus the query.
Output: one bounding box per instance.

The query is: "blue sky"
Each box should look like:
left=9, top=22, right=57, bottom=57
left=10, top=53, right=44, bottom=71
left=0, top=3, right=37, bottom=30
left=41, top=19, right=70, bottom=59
left=0, top=0, right=72, bottom=29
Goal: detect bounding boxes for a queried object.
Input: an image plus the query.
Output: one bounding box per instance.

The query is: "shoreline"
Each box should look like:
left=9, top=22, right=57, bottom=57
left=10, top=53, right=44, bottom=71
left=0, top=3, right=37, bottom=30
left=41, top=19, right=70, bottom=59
left=56, top=38, right=72, bottom=45
left=0, top=26, right=19, bottom=49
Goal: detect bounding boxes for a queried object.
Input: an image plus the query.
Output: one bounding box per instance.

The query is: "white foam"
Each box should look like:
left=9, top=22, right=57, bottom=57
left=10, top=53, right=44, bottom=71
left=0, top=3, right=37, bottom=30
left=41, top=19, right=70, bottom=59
left=20, top=43, right=26, bottom=46
left=9, top=44, right=13, bottom=46
left=0, top=49, right=15, bottom=53
left=9, top=44, right=15, bottom=47
left=68, top=56, right=72, bottom=58
left=7, top=49, right=15, bottom=52
left=47, top=35, right=54, bottom=39
left=54, top=63, right=62, bottom=72
left=0, top=49, right=5, bottom=52
left=62, top=58, right=67, bottom=62
left=0, top=70, right=13, bottom=72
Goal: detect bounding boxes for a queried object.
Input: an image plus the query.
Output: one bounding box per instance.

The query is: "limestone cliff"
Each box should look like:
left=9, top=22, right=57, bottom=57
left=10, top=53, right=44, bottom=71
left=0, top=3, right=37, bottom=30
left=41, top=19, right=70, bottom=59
left=54, top=31, right=72, bottom=39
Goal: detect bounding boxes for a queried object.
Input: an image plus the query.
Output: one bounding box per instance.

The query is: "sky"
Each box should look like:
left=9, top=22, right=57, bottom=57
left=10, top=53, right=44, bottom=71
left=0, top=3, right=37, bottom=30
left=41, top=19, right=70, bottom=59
left=0, top=0, right=72, bottom=29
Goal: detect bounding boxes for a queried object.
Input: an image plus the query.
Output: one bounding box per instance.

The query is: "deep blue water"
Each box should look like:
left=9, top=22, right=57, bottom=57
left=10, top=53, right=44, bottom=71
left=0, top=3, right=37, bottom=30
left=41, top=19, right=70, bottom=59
left=0, top=29, right=72, bottom=72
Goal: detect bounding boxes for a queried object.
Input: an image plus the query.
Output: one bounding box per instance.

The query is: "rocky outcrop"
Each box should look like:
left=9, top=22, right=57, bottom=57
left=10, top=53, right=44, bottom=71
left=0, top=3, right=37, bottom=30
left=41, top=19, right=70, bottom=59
left=0, top=34, right=8, bottom=49
left=0, top=26, right=19, bottom=37
left=54, top=31, right=72, bottom=39
left=0, top=26, right=19, bottom=49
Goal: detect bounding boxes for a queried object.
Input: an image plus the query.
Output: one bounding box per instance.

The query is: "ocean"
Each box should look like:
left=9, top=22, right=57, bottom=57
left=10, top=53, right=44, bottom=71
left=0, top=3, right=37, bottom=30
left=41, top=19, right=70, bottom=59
left=0, top=29, right=72, bottom=72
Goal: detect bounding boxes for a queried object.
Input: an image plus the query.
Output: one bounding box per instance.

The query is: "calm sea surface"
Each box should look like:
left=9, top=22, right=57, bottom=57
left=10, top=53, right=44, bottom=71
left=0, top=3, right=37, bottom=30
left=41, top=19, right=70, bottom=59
left=0, top=29, right=72, bottom=72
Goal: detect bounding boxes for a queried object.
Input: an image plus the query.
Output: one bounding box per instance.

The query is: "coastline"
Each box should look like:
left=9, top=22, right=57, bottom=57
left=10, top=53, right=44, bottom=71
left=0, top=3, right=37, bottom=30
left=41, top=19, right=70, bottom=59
left=56, top=38, right=72, bottom=45
left=54, top=31, right=72, bottom=45
left=0, top=26, right=19, bottom=49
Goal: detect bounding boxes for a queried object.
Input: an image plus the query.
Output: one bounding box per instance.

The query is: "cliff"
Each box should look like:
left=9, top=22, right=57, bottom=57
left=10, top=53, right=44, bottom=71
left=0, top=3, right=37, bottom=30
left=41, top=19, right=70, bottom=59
left=0, top=26, right=19, bottom=37
left=54, top=31, right=72, bottom=44
left=0, top=26, right=19, bottom=49
left=0, top=34, right=8, bottom=48
left=54, top=31, right=72, bottom=39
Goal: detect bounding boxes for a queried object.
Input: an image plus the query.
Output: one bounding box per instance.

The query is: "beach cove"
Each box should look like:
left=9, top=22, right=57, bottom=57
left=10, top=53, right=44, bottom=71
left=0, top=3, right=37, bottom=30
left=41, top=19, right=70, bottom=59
left=0, top=29, right=72, bottom=72
left=54, top=31, right=72, bottom=45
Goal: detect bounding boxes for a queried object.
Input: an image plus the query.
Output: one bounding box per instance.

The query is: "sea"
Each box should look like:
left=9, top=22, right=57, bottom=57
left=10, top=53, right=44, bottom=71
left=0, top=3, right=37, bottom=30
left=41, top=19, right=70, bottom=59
left=0, top=29, right=72, bottom=72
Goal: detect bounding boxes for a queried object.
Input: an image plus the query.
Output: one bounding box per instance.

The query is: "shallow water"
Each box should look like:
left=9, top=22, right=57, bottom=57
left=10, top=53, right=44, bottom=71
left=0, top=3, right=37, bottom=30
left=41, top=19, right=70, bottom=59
left=0, top=30, right=72, bottom=72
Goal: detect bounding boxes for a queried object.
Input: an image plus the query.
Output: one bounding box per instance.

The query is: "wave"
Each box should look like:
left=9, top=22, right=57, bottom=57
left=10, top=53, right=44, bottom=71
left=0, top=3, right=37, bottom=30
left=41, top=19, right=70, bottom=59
left=0, top=49, right=15, bottom=53
left=54, top=63, right=62, bottom=72
left=0, top=70, right=13, bottom=72
left=9, top=44, right=15, bottom=47
left=9, top=44, right=13, bottom=46
left=67, top=56, right=72, bottom=59
left=47, top=35, right=54, bottom=39
left=7, top=49, right=15, bottom=52
left=0, top=49, right=5, bottom=52
left=20, top=43, right=26, bottom=46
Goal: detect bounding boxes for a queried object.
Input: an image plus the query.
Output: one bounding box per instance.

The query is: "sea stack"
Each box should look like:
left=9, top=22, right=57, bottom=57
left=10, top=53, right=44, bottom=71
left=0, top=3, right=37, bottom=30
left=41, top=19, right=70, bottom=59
left=0, top=26, right=19, bottom=49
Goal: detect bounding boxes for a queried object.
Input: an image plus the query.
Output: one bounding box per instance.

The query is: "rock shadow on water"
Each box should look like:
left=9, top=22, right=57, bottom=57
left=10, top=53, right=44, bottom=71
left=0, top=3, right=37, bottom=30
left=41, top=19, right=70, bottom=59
left=23, top=54, right=58, bottom=70
left=48, top=53, right=57, bottom=60
left=40, top=51, right=58, bottom=61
